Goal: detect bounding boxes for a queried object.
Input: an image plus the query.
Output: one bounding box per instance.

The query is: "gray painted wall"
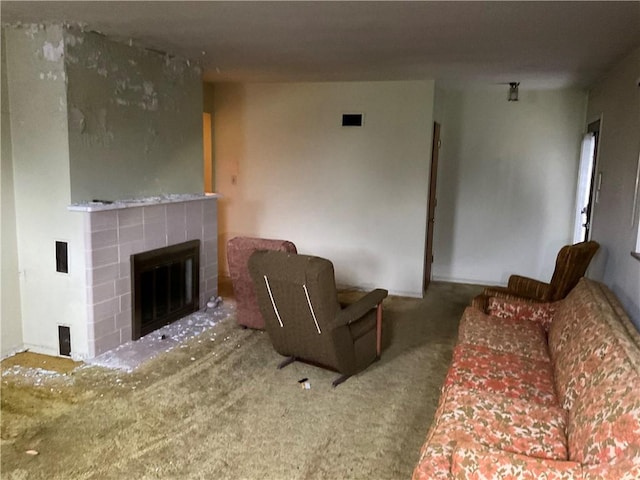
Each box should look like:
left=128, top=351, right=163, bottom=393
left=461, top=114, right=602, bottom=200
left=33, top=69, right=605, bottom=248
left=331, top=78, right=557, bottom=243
left=65, top=28, right=204, bottom=203
left=1, top=28, right=24, bottom=357
left=587, top=46, right=640, bottom=328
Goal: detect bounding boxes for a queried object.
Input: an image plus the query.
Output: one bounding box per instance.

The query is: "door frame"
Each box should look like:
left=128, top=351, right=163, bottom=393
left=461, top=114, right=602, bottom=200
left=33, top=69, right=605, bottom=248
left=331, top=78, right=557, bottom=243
left=423, top=122, right=441, bottom=293
left=573, top=119, right=600, bottom=242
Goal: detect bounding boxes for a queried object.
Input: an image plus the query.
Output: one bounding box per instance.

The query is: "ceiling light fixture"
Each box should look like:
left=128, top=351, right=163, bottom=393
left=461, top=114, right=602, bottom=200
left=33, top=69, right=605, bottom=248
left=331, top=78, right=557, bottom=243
left=508, top=82, right=520, bottom=102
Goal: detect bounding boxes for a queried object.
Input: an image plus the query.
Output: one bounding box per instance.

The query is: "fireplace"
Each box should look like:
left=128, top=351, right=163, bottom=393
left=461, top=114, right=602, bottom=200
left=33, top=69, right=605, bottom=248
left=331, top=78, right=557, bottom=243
left=68, top=194, right=219, bottom=358
left=132, top=240, right=200, bottom=340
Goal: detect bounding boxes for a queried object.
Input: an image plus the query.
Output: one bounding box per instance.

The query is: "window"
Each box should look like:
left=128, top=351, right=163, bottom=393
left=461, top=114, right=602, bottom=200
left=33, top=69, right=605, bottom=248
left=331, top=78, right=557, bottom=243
left=573, top=120, right=600, bottom=243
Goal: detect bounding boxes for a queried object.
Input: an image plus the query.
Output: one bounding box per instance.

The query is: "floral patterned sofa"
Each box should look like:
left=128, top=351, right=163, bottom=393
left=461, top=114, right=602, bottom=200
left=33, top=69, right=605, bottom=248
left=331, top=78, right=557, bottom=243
left=412, top=278, right=640, bottom=479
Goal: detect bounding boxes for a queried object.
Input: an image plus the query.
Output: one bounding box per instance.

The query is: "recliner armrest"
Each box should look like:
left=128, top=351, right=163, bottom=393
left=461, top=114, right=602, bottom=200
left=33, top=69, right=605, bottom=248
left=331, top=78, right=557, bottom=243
left=336, top=289, right=388, bottom=326
left=481, top=286, right=536, bottom=302
left=507, top=275, right=551, bottom=301
left=480, top=287, right=541, bottom=309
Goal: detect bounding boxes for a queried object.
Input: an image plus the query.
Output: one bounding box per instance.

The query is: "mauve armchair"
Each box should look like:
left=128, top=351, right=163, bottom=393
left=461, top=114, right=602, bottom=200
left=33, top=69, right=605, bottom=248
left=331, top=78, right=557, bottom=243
left=248, top=250, right=388, bottom=387
left=472, top=240, right=599, bottom=311
left=227, top=236, right=297, bottom=329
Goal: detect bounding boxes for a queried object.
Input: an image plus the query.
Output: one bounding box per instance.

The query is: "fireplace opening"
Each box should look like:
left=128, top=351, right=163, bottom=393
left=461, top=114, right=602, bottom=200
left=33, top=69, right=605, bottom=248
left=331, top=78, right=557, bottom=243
left=132, top=240, right=200, bottom=340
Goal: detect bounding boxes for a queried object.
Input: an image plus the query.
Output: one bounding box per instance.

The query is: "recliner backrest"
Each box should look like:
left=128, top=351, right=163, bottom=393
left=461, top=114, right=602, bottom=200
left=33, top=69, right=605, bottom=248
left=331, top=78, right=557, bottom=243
left=548, top=240, right=600, bottom=301
left=226, top=236, right=297, bottom=329
left=249, top=250, right=349, bottom=370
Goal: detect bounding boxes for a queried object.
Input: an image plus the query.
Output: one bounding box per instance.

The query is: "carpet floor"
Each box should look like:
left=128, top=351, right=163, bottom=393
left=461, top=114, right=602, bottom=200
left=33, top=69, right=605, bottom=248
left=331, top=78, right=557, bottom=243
left=1, top=282, right=481, bottom=480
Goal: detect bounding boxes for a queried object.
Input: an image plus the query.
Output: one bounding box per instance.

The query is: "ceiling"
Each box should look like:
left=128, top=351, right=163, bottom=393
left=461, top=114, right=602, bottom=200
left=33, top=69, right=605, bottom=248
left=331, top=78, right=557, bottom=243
left=2, top=1, right=639, bottom=88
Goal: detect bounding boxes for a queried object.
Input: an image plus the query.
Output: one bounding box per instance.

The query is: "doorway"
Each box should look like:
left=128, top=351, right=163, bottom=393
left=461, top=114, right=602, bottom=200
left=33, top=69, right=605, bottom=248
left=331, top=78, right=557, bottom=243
left=573, top=120, right=600, bottom=242
left=203, top=112, right=214, bottom=193
left=423, top=122, right=441, bottom=293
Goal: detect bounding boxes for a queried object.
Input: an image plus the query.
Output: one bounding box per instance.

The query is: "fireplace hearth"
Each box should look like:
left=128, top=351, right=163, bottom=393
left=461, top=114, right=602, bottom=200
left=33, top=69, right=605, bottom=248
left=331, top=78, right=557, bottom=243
left=132, top=240, right=200, bottom=340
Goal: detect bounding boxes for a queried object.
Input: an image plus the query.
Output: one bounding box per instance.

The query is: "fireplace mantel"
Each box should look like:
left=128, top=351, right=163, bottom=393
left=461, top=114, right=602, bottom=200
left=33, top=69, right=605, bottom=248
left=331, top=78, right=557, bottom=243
left=68, top=193, right=220, bottom=212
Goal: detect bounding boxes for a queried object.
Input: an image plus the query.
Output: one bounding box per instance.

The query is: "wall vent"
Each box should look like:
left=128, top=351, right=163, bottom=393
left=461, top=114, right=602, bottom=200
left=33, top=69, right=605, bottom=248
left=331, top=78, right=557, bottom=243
left=55, top=241, right=68, bottom=273
left=58, top=326, right=71, bottom=356
left=342, top=113, right=363, bottom=127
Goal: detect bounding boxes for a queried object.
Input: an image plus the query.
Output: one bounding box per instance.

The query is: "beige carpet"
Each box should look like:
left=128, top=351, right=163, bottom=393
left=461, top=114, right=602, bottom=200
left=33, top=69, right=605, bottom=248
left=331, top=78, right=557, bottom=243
left=1, top=282, right=481, bottom=480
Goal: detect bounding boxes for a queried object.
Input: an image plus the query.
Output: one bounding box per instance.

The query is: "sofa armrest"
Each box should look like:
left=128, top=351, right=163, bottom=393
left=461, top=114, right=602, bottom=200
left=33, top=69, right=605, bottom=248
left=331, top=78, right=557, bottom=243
left=487, top=297, right=556, bottom=331
left=482, top=286, right=539, bottom=303
left=451, top=442, right=583, bottom=479
left=507, top=275, right=551, bottom=301
left=335, top=289, right=388, bottom=326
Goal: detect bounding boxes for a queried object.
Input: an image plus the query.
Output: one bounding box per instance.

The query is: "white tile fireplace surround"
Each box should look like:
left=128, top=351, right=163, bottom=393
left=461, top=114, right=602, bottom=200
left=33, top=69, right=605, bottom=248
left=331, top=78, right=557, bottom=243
left=69, top=194, right=219, bottom=358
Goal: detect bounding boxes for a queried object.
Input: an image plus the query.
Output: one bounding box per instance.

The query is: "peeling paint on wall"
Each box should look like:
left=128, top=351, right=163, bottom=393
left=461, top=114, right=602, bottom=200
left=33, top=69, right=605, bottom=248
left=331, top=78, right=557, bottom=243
left=61, top=25, right=203, bottom=201
left=69, top=103, right=113, bottom=147
left=38, top=70, right=64, bottom=82
left=69, top=106, right=86, bottom=133
left=42, top=40, right=64, bottom=62
left=21, top=23, right=45, bottom=39
left=64, top=33, right=84, bottom=47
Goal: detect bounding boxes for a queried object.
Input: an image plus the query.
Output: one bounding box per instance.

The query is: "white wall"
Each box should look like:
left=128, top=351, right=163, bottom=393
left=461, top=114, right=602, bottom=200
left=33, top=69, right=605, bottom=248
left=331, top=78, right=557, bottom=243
left=1, top=29, right=23, bottom=357
left=432, top=86, right=587, bottom=285
left=586, top=46, right=640, bottom=328
left=214, top=81, right=435, bottom=296
left=4, top=25, right=88, bottom=357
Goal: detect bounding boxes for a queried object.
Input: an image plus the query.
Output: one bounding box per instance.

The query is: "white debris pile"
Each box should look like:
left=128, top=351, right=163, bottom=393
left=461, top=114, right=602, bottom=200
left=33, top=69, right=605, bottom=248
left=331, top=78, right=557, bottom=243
left=86, top=299, right=236, bottom=373
left=71, top=193, right=216, bottom=209
left=1, top=365, right=74, bottom=387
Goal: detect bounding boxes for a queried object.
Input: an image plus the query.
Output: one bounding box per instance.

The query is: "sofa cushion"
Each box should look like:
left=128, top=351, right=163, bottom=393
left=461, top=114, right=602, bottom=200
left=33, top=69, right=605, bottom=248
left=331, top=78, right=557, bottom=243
left=553, top=313, right=620, bottom=411
left=445, top=344, right=557, bottom=406
left=458, top=307, right=550, bottom=361
left=582, top=458, right=640, bottom=480
left=487, top=297, right=556, bottom=331
left=547, top=280, right=599, bottom=363
left=451, top=442, right=584, bottom=480
left=549, top=279, right=640, bottom=411
left=412, top=385, right=568, bottom=480
left=568, top=362, right=640, bottom=466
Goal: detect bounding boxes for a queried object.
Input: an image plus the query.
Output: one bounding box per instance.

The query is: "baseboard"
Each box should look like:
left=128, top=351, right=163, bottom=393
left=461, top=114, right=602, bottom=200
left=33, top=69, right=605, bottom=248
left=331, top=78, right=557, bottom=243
left=431, top=275, right=506, bottom=287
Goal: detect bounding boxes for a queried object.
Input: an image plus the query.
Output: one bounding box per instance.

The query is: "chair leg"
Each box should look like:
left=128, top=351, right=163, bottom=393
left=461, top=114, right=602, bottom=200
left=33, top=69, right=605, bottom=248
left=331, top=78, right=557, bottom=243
left=376, top=303, right=383, bottom=358
left=278, top=356, right=295, bottom=369
left=332, top=374, right=350, bottom=388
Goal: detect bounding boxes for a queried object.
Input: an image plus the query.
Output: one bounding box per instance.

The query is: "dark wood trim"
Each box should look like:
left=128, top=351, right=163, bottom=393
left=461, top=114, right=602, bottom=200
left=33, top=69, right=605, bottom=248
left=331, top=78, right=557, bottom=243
left=424, top=122, right=441, bottom=293
left=376, top=303, right=383, bottom=357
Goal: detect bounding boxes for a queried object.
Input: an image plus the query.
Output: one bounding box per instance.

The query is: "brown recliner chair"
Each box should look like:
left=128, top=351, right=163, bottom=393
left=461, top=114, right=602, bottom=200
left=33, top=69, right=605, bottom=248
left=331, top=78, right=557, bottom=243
left=472, top=240, right=600, bottom=311
left=248, top=250, right=388, bottom=387
left=227, top=237, right=297, bottom=329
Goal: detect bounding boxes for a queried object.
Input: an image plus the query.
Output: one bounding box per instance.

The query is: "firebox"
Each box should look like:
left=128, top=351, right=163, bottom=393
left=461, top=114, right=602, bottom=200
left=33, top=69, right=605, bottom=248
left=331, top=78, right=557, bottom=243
left=131, top=240, right=200, bottom=340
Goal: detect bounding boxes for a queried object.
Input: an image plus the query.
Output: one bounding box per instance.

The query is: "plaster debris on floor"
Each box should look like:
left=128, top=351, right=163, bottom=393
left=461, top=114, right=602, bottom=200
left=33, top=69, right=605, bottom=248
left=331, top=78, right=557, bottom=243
left=1, top=364, right=75, bottom=387
left=85, top=299, right=236, bottom=373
